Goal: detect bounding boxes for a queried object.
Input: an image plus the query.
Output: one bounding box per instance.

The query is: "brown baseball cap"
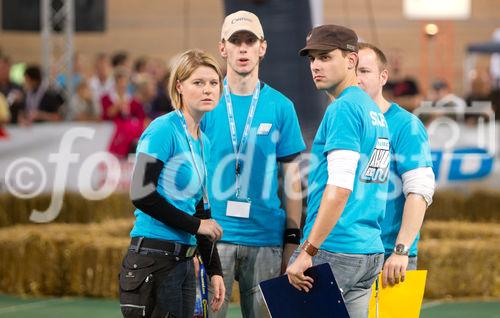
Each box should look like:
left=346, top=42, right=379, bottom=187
left=221, top=11, right=264, bottom=41
left=299, top=24, right=358, bottom=56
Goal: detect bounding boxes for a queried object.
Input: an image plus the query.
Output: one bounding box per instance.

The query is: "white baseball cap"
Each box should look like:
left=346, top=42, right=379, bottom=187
left=220, top=10, right=264, bottom=41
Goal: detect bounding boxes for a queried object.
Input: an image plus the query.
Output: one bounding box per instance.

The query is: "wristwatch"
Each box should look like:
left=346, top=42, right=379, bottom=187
left=301, top=240, right=318, bottom=256
left=393, top=243, right=409, bottom=256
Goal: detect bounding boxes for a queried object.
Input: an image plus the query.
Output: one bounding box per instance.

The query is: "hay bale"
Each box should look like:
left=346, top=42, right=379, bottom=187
left=2, top=189, right=499, bottom=226
left=0, top=230, right=66, bottom=296
left=427, top=190, right=500, bottom=222
left=2, top=219, right=497, bottom=300
left=421, top=221, right=500, bottom=240
left=97, top=218, right=134, bottom=237
left=65, top=237, right=127, bottom=298
left=464, top=190, right=500, bottom=222
left=419, top=239, right=500, bottom=298
left=0, top=192, right=134, bottom=227
left=426, top=190, right=467, bottom=221
left=0, top=221, right=130, bottom=297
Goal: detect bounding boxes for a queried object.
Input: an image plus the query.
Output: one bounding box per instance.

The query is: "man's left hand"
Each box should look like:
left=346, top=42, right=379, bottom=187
left=382, top=254, right=409, bottom=288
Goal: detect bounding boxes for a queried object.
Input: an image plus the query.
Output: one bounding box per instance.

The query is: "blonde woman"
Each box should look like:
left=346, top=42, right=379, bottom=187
left=119, top=49, right=225, bottom=318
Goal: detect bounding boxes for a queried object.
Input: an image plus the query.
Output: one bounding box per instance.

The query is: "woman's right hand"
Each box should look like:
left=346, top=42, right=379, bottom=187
left=197, top=219, right=223, bottom=241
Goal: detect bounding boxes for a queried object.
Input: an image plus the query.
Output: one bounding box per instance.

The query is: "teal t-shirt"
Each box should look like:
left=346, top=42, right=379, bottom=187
left=381, top=103, right=433, bottom=257
left=130, top=112, right=209, bottom=245
left=303, top=86, right=390, bottom=254
left=201, top=83, right=306, bottom=246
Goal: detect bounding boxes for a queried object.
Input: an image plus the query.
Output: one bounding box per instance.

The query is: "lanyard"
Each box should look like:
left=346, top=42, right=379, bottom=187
left=175, top=110, right=209, bottom=207
left=197, top=256, right=209, bottom=318
left=223, top=78, right=260, bottom=198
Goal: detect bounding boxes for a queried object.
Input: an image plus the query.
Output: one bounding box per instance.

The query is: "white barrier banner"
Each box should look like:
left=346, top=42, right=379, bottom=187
left=414, top=104, right=499, bottom=189
left=0, top=122, right=128, bottom=196
left=0, top=113, right=498, bottom=223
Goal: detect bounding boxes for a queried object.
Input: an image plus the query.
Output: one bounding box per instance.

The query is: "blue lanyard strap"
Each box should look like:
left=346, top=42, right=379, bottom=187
left=175, top=109, right=209, bottom=206
left=198, top=256, right=209, bottom=318
left=223, top=78, right=260, bottom=197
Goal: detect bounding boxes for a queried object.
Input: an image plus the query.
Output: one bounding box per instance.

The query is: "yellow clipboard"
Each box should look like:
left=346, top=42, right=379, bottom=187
left=368, top=270, right=427, bottom=318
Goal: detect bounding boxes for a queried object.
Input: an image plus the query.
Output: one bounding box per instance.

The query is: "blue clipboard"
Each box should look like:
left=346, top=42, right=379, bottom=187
left=259, top=263, right=350, bottom=318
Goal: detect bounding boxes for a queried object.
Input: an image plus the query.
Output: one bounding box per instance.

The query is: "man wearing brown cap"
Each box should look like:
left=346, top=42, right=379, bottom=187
left=286, top=25, right=391, bottom=318
left=201, top=10, right=306, bottom=318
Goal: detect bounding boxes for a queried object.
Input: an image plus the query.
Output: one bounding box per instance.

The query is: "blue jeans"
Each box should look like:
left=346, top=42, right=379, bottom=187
left=208, top=243, right=282, bottom=318
left=290, top=249, right=384, bottom=318
left=408, top=256, right=418, bottom=270
left=155, top=258, right=196, bottom=318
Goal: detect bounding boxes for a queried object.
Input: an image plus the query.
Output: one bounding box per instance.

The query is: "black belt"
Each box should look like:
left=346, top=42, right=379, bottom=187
left=130, top=237, right=197, bottom=258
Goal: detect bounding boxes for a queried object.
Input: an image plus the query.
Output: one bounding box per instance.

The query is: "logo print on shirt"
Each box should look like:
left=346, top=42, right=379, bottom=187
left=370, top=111, right=387, bottom=127
left=360, top=138, right=390, bottom=183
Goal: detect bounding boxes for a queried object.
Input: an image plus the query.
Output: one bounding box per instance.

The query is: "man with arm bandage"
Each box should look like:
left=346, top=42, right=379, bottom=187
left=357, top=42, right=435, bottom=287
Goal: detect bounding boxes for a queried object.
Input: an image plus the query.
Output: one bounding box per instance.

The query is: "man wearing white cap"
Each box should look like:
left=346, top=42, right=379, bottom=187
left=201, top=10, right=306, bottom=318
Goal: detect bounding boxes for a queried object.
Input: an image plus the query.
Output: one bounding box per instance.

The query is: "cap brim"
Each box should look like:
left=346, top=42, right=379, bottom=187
left=222, top=28, right=263, bottom=41
left=298, top=44, right=340, bottom=56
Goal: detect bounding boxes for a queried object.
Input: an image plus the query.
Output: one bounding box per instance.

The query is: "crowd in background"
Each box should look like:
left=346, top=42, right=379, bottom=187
left=384, top=71, right=500, bottom=126
left=0, top=50, right=175, bottom=157
left=1, top=48, right=499, bottom=155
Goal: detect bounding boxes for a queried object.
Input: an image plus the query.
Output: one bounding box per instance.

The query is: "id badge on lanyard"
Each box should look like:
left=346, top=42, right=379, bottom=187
left=223, top=78, right=260, bottom=219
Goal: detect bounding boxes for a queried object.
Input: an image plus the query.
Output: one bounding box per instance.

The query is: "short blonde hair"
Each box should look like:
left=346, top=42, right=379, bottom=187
left=168, top=49, right=223, bottom=110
